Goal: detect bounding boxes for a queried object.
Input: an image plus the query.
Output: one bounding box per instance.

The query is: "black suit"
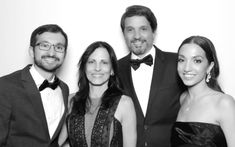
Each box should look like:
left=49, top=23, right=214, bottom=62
left=118, top=46, right=184, bottom=147
left=0, top=65, right=69, bottom=147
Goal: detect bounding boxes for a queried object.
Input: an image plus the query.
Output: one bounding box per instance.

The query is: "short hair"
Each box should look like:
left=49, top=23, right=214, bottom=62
left=72, top=41, right=122, bottom=114
left=178, top=36, right=222, bottom=92
left=120, top=5, right=157, bottom=33
left=30, top=24, right=68, bottom=50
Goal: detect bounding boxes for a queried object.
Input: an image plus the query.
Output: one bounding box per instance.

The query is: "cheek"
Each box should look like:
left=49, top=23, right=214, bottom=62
left=124, top=33, right=133, bottom=41
left=197, top=66, right=208, bottom=74
left=177, top=64, right=183, bottom=73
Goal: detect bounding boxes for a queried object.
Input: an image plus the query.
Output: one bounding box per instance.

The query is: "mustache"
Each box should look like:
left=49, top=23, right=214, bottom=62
left=131, top=38, right=145, bottom=43
left=42, top=55, right=60, bottom=61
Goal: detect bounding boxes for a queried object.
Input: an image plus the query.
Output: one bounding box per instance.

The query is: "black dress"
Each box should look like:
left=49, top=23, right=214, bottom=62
left=67, top=95, right=123, bottom=147
left=171, top=122, right=227, bottom=147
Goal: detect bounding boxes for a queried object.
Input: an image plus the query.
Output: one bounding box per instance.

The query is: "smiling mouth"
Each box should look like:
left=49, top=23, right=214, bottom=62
left=183, top=73, right=196, bottom=79
left=43, top=57, right=58, bottom=63
left=92, top=73, right=104, bottom=77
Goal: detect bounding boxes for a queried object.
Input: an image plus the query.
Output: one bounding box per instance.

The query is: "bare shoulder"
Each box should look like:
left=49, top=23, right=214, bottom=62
left=119, top=95, right=133, bottom=106
left=115, top=95, right=135, bottom=123
left=215, top=93, right=235, bottom=111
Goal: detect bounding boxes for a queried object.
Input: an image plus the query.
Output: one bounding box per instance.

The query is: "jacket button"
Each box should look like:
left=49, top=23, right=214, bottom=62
left=144, top=125, right=148, bottom=130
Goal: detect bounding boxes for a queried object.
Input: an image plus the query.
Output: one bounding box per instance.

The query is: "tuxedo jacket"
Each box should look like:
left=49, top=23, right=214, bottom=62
left=118, top=46, right=184, bottom=147
left=0, top=65, right=69, bottom=147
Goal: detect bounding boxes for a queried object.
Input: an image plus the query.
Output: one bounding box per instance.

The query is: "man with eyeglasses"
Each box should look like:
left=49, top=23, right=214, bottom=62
left=0, top=24, right=69, bottom=147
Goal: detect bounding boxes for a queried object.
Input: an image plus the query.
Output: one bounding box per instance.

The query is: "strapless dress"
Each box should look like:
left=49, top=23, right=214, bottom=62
left=171, top=122, right=227, bottom=147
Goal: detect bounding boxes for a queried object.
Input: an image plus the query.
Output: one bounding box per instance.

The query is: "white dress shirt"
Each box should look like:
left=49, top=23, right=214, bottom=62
left=131, top=47, right=155, bottom=116
left=30, top=65, right=65, bottom=138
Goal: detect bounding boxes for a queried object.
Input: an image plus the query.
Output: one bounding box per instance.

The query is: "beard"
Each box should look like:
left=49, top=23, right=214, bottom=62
left=34, top=56, right=62, bottom=73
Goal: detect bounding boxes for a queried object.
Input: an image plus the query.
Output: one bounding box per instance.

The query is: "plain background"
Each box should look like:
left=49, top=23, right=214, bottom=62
left=0, top=0, right=234, bottom=98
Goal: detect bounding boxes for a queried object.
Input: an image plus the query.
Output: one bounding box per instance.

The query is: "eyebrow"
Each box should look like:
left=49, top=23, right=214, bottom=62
left=178, top=54, right=205, bottom=59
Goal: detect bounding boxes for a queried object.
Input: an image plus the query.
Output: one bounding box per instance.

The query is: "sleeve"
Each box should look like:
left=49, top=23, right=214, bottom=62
left=0, top=84, right=12, bottom=146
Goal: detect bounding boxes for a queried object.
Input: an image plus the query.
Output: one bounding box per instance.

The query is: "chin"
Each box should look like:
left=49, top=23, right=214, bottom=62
left=90, top=80, right=109, bottom=87
left=182, top=80, right=196, bottom=87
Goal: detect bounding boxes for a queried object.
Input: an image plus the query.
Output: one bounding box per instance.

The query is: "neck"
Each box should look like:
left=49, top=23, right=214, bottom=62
left=34, top=65, right=55, bottom=81
left=89, top=84, right=108, bottom=99
left=187, top=81, right=213, bottom=100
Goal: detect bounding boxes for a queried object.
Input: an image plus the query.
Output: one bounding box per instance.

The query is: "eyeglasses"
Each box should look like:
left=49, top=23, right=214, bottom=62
left=35, top=42, right=65, bottom=53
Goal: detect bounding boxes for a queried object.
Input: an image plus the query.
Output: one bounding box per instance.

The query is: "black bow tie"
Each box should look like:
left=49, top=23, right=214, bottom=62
left=130, top=54, right=153, bottom=70
left=39, top=77, right=60, bottom=91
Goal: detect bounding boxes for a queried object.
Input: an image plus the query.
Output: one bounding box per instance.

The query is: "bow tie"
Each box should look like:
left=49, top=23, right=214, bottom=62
left=130, top=54, right=153, bottom=70
left=39, top=77, right=60, bottom=91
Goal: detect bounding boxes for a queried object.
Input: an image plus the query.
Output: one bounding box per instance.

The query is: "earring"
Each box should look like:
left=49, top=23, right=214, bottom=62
left=206, top=72, right=211, bottom=83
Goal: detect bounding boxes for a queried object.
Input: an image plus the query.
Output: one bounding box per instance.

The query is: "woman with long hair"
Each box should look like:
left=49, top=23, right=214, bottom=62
left=171, top=36, right=235, bottom=147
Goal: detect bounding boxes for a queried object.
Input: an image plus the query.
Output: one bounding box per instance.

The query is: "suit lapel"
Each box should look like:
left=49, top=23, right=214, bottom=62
left=145, top=46, right=165, bottom=118
left=21, top=65, right=50, bottom=138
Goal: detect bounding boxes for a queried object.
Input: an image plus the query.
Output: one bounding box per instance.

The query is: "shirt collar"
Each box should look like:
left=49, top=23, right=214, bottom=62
left=29, top=65, right=55, bottom=87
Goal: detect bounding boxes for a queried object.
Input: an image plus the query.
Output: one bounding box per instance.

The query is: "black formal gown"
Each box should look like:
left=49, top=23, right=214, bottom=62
left=67, top=95, right=123, bottom=147
left=171, top=122, right=227, bottom=147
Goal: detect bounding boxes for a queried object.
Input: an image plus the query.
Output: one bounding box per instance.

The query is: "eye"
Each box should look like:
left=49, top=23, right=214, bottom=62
left=177, top=58, right=184, bottom=63
left=41, top=43, right=50, bottom=48
left=141, top=27, right=148, bottom=31
left=87, top=60, right=95, bottom=64
left=56, top=45, right=63, bottom=50
left=194, top=59, right=202, bottom=63
left=125, top=27, right=133, bottom=32
left=101, top=60, right=109, bottom=65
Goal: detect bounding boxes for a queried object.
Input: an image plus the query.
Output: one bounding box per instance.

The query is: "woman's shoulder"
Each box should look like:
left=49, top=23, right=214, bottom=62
left=215, top=92, right=235, bottom=108
left=119, top=95, right=133, bottom=106
left=115, top=95, right=135, bottom=123
left=115, top=95, right=134, bottom=113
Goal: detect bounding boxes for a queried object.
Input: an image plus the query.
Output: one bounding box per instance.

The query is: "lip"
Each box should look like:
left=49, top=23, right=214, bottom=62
left=91, top=73, right=104, bottom=77
left=182, top=73, right=196, bottom=79
left=43, top=57, right=57, bottom=63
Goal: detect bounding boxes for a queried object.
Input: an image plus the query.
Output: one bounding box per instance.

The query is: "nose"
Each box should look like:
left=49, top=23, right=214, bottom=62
left=47, top=45, right=56, bottom=56
left=183, top=61, right=192, bottom=72
left=134, top=30, right=140, bottom=39
left=95, top=62, right=101, bottom=71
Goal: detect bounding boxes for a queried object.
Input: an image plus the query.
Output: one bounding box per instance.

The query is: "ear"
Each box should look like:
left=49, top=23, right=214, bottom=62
left=207, top=62, right=214, bottom=74
left=111, top=69, right=114, bottom=76
left=153, top=31, right=157, bottom=40
left=28, top=46, right=34, bottom=58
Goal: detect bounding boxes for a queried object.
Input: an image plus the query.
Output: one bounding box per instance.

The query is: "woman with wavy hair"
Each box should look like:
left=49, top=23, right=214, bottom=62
left=59, top=41, right=136, bottom=147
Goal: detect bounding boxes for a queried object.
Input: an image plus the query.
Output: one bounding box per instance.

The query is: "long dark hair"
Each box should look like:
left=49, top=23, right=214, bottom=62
left=178, top=36, right=223, bottom=92
left=71, top=41, right=122, bottom=115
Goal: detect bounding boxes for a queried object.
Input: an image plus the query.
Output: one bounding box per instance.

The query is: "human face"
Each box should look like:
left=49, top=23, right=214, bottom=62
left=177, top=43, right=214, bottom=87
left=29, top=32, right=66, bottom=73
left=123, top=16, right=155, bottom=57
left=85, top=47, right=113, bottom=87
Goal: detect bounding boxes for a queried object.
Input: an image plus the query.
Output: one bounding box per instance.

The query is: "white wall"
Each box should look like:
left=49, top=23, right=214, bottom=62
left=0, top=0, right=234, bottom=97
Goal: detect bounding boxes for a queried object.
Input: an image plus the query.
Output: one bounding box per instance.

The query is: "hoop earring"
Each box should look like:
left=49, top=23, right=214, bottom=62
left=206, top=72, right=211, bottom=83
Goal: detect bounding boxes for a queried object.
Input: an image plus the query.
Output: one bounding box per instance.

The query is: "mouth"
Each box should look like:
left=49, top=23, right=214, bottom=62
left=42, top=56, right=59, bottom=63
left=183, top=73, right=196, bottom=79
left=91, top=73, right=104, bottom=77
left=131, top=40, right=145, bottom=48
